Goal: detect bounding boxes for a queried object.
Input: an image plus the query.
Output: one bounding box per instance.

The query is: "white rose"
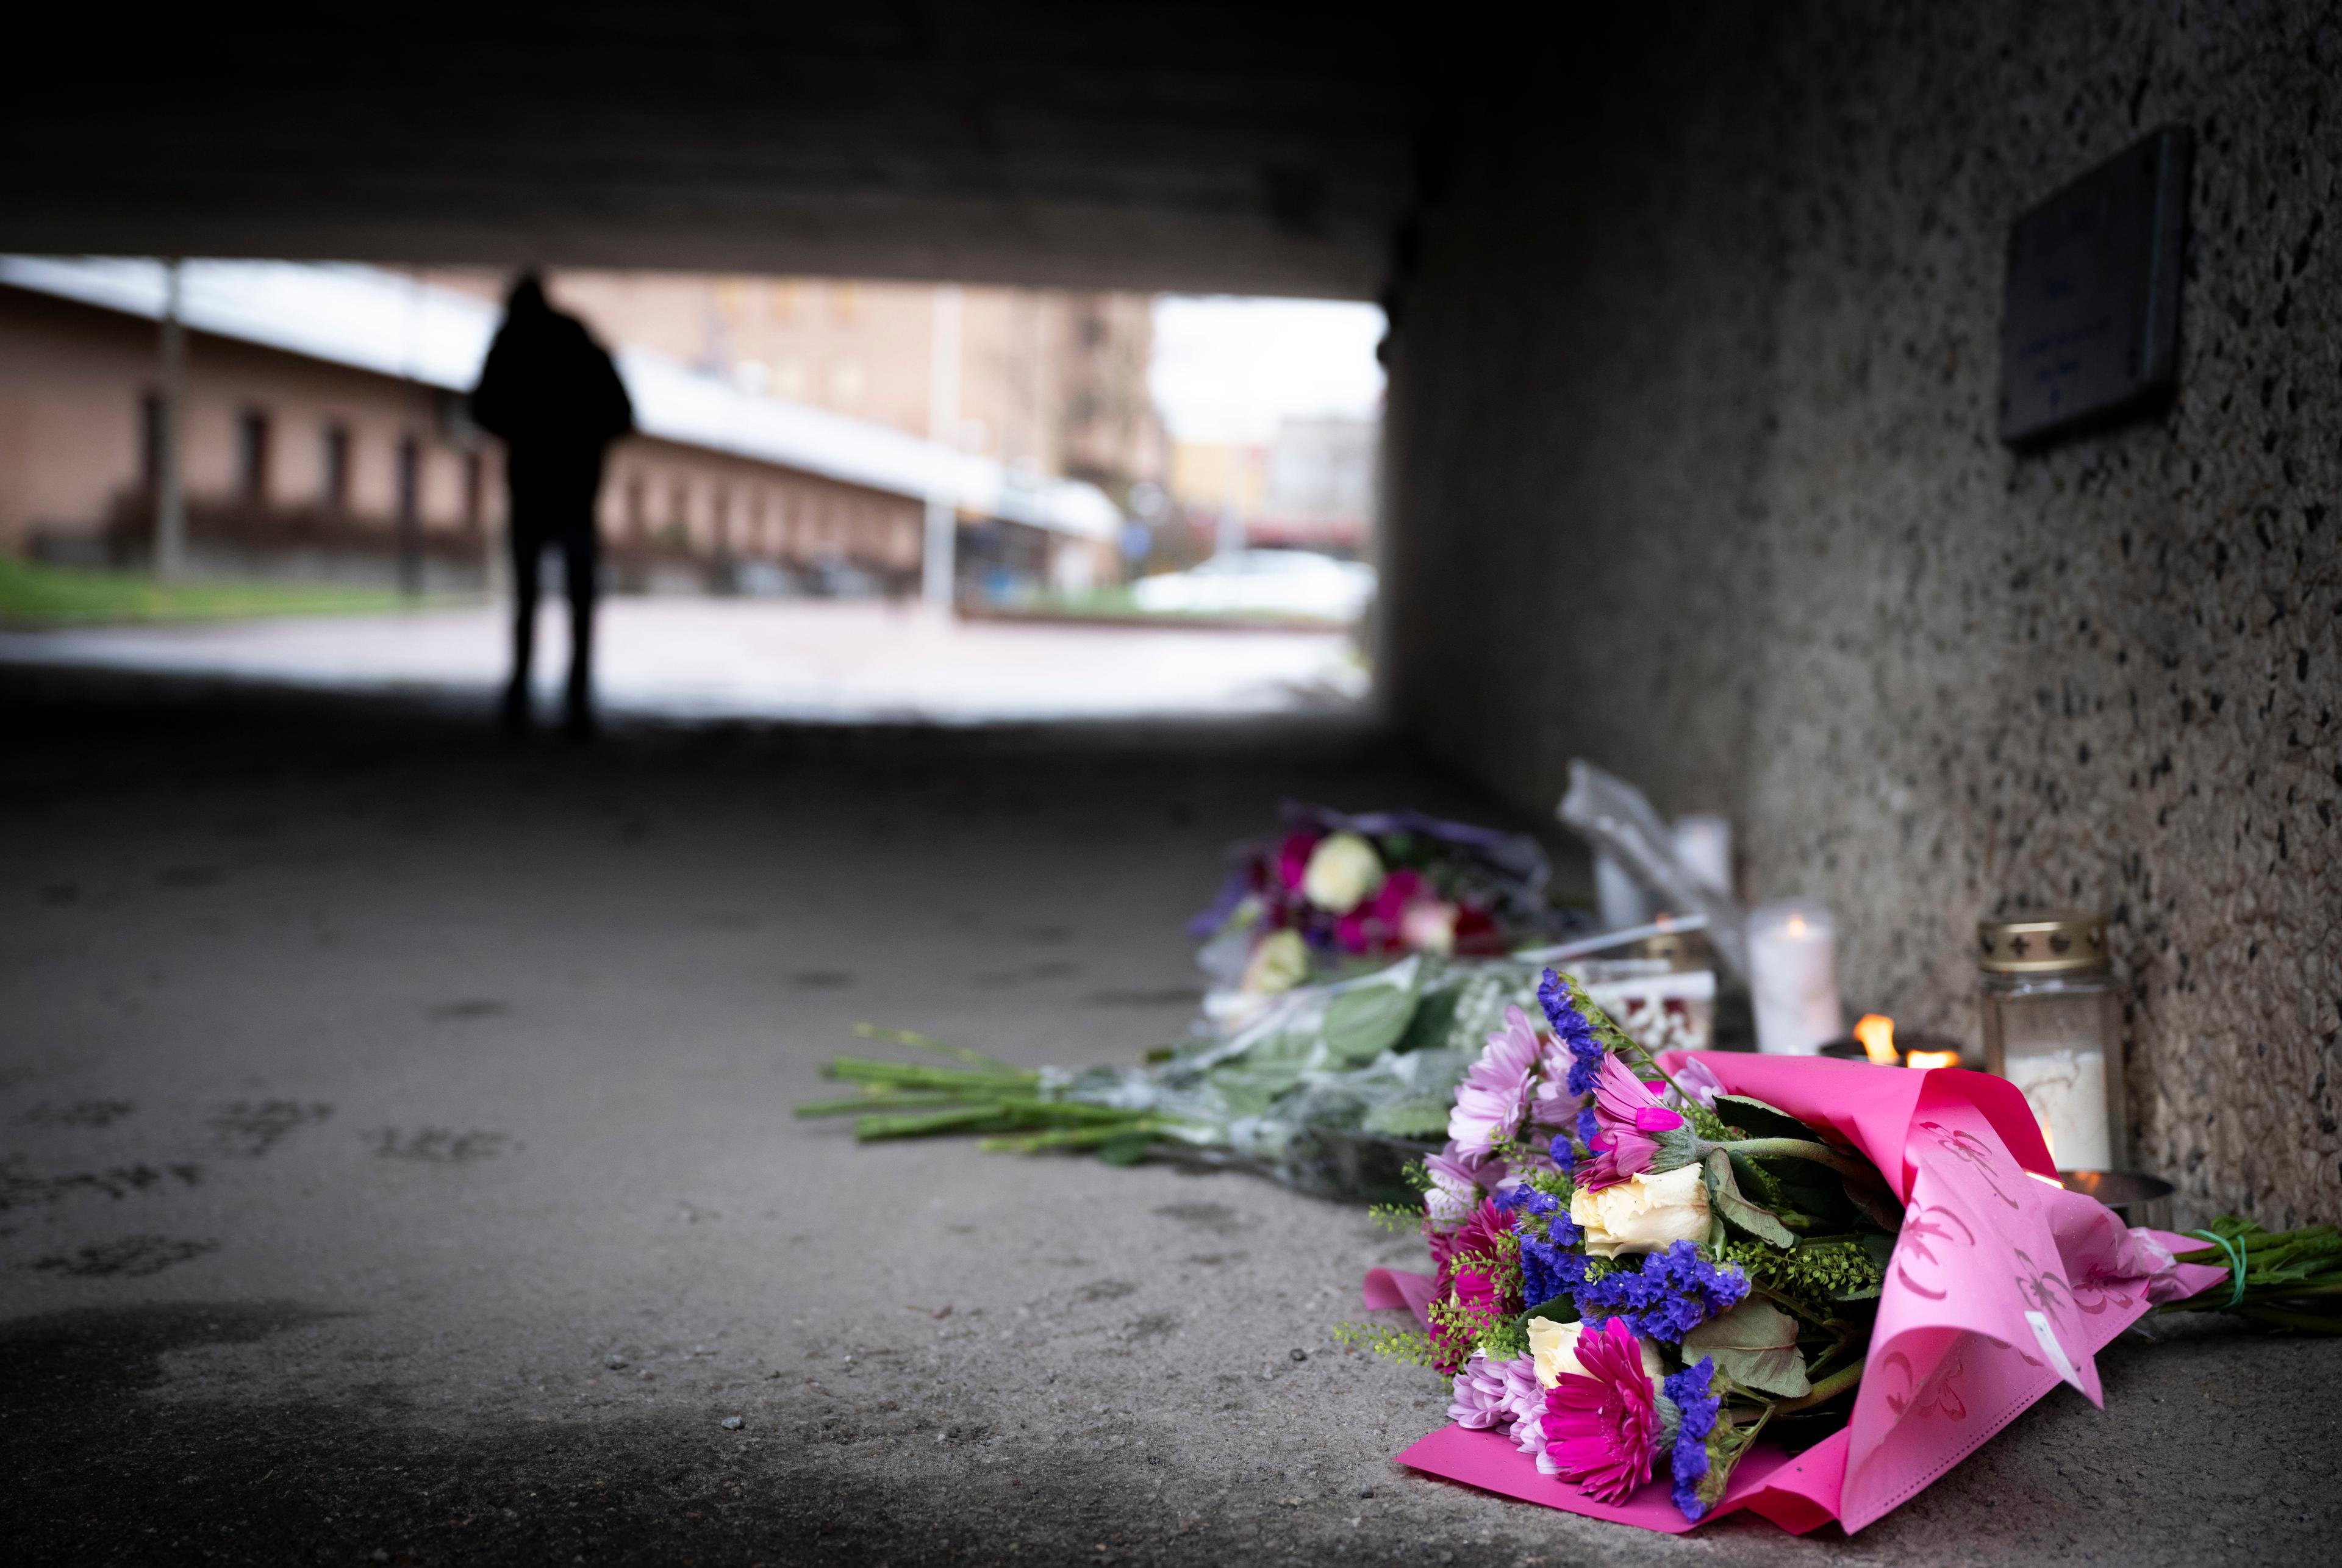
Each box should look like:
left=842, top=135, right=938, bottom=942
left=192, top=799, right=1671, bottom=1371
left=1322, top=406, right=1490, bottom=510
left=1301, top=832, right=1386, bottom=914
left=1526, top=1316, right=1667, bottom=1389
left=1239, top=928, right=1311, bottom=995
left=1569, top=1164, right=1712, bottom=1258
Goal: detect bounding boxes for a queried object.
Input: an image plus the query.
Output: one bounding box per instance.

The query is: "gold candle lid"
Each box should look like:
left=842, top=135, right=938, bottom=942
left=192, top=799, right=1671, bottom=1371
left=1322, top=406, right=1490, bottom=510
left=1977, top=912, right=2109, bottom=974
left=1620, top=927, right=1714, bottom=972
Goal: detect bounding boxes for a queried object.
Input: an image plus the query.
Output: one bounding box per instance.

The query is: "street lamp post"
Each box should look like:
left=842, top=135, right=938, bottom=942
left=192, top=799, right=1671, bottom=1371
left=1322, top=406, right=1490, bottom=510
left=155, top=258, right=187, bottom=578
left=922, top=282, right=963, bottom=610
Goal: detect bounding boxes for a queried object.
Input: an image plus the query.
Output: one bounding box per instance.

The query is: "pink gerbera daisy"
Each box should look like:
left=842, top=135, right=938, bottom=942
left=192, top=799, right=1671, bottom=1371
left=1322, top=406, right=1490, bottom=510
left=1540, top=1319, right=1662, bottom=1503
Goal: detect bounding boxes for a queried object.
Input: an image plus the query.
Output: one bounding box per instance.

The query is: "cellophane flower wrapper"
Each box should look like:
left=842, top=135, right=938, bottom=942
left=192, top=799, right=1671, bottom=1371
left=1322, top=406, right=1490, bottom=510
left=1366, top=1052, right=2231, bottom=1535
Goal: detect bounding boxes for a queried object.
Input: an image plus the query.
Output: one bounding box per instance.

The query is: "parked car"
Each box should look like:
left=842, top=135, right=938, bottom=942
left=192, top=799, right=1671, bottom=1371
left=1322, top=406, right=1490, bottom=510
left=1130, top=550, right=1376, bottom=621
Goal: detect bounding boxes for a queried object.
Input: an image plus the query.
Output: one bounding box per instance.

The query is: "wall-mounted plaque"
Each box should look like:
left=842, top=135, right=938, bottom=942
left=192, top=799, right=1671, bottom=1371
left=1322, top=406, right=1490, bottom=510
left=1998, top=126, right=2191, bottom=445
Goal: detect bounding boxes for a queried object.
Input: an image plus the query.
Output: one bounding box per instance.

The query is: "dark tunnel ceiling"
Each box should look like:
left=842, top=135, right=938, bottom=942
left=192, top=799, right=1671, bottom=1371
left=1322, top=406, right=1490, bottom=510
left=2, top=4, right=1458, bottom=298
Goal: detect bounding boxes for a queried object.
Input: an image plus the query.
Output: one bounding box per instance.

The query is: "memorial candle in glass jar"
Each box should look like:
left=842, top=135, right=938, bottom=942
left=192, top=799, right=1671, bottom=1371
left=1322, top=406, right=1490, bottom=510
left=1747, top=898, right=1843, bottom=1054
left=1977, top=912, right=2125, bottom=1172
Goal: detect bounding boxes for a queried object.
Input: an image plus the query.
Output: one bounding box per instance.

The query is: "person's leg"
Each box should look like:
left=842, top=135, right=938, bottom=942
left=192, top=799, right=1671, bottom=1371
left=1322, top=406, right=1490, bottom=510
left=561, top=512, right=599, bottom=737
left=504, top=509, right=542, bottom=731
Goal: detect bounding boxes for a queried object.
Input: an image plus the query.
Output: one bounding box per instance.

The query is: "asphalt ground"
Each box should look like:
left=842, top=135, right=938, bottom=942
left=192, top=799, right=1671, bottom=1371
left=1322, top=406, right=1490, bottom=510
left=2, top=666, right=2337, bottom=1568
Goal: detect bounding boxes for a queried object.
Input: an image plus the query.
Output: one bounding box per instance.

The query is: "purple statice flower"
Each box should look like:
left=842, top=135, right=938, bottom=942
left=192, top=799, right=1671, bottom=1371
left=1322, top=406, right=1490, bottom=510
left=1576, top=1104, right=1600, bottom=1151
left=1519, top=1232, right=1585, bottom=1309
left=1516, top=1197, right=1588, bottom=1309
left=1549, top=1132, right=1577, bottom=1177
left=1538, top=968, right=1607, bottom=1098
left=1579, top=1051, right=1686, bottom=1191
left=1448, top=1006, right=1542, bottom=1158
left=1572, top=1240, right=1749, bottom=1344
left=1664, top=1358, right=1723, bottom=1520
left=1493, top=1183, right=1560, bottom=1220
left=1542, top=979, right=1605, bottom=1090
left=1448, top=1348, right=1515, bottom=1429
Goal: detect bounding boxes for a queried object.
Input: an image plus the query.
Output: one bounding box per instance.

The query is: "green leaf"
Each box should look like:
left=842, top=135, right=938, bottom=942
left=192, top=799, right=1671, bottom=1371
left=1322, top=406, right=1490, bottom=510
left=1322, top=983, right=1420, bottom=1065
left=1361, top=1097, right=1454, bottom=1137
left=1392, top=985, right=1460, bottom=1056
left=1713, top=1094, right=1819, bottom=1142
left=1840, top=1165, right=1905, bottom=1233
left=1704, top=1150, right=1797, bottom=1248
left=1519, top=1295, right=1578, bottom=1328
left=1096, top=1132, right=1154, bottom=1165
left=1751, top=1152, right=1859, bottom=1226
left=1681, top=1298, right=1810, bottom=1397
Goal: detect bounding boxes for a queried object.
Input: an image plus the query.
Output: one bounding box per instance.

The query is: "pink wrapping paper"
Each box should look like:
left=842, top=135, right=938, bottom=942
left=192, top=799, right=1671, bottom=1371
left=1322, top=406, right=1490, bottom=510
left=1370, top=1053, right=2229, bottom=1535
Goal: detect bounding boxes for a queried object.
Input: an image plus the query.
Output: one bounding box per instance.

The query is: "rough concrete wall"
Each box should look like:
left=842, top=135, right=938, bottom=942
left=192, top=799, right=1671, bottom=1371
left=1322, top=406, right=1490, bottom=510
left=1384, top=1, right=2340, bottom=1225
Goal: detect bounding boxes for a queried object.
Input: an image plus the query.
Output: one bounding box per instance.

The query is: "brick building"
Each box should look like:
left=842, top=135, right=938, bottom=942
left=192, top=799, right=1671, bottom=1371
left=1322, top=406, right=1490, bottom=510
left=424, top=271, right=1170, bottom=511
left=0, top=258, right=1120, bottom=598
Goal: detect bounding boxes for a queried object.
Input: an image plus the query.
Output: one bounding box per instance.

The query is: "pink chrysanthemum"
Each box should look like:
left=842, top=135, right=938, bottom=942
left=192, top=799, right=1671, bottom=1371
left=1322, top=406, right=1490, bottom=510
left=1427, top=1198, right=1519, bottom=1375
left=1527, top=1033, right=1589, bottom=1131
left=1578, top=1051, right=1685, bottom=1190
left=1429, top=1259, right=1502, bottom=1375
left=1447, top=1006, right=1542, bottom=1156
left=1446, top=1348, right=1514, bottom=1428
left=1449, top=1348, right=1546, bottom=1446
left=1540, top=1319, right=1662, bottom=1503
left=1426, top=1197, right=1511, bottom=1273
left=1421, top=1147, right=1487, bottom=1228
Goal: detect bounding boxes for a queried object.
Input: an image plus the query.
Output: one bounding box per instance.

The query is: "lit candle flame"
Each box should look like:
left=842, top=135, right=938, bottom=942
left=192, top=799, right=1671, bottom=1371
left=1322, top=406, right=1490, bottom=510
left=1853, top=1013, right=1899, bottom=1066
left=2039, top=1117, right=2056, bottom=1164
left=1906, top=1049, right=1961, bottom=1070
left=2025, top=1170, right=2066, bottom=1188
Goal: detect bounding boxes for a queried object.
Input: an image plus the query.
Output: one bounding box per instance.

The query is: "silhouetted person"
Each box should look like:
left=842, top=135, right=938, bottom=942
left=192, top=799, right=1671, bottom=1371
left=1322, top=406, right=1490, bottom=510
left=468, top=273, right=633, bottom=737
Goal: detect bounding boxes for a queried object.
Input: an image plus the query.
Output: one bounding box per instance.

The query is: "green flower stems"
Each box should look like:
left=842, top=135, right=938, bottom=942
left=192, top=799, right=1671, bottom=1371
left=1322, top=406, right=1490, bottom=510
left=2165, top=1222, right=2342, bottom=1332
left=799, top=1023, right=1164, bottom=1147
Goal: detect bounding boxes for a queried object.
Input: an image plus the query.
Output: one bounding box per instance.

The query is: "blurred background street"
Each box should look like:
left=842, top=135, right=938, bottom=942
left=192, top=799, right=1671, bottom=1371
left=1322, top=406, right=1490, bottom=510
left=0, top=599, right=1364, bottom=723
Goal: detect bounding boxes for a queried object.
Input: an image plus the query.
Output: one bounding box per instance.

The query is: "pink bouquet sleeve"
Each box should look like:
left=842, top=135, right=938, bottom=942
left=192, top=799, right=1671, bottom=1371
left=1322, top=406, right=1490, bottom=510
left=1376, top=1053, right=2229, bottom=1535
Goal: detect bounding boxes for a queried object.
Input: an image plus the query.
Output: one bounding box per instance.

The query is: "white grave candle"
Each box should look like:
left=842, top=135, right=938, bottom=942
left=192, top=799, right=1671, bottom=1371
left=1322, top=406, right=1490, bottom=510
left=2000, top=1046, right=2113, bottom=1170
left=1747, top=898, right=1842, bottom=1055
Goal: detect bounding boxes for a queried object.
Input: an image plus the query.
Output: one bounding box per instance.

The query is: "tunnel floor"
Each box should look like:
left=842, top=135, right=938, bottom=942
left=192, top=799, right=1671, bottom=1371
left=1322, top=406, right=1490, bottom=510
left=1, top=668, right=2335, bottom=1568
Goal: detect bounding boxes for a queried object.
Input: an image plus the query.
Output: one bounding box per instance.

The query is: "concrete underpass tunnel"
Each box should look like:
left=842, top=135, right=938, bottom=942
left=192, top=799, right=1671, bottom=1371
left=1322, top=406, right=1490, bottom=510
left=5, top=3, right=2340, bottom=1223
left=1, top=6, right=1427, bottom=726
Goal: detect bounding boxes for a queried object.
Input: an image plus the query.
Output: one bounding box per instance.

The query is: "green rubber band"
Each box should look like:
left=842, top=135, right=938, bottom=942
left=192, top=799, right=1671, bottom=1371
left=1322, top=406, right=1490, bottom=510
left=2186, top=1228, right=2249, bottom=1309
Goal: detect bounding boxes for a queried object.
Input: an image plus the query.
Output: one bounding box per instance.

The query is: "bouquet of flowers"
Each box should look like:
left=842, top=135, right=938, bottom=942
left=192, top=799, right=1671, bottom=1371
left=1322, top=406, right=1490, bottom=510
left=1189, top=806, right=1577, bottom=1025
left=800, top=953, right=1554, bottom=1200
left=1350, top=970, right=2342, bottom=1534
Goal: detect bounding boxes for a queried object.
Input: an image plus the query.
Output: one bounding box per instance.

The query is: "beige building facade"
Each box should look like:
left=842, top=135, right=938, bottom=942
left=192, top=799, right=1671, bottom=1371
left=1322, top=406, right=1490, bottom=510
left=429, top=271, right=1170, bottom=507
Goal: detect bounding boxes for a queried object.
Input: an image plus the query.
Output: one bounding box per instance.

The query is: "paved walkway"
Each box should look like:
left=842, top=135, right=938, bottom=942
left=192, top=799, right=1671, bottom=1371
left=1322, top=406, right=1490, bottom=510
left=0, top=675, right=2333, bottom=1567
left=0, top=598, right=1366, bottom=723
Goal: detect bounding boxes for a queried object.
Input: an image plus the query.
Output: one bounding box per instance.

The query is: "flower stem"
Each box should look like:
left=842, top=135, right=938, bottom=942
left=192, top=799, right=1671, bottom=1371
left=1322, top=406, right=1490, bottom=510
left=1716, top=1137, right=1875, bottom=1182
left=1772, top=1357, right=1865, bottom=1412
